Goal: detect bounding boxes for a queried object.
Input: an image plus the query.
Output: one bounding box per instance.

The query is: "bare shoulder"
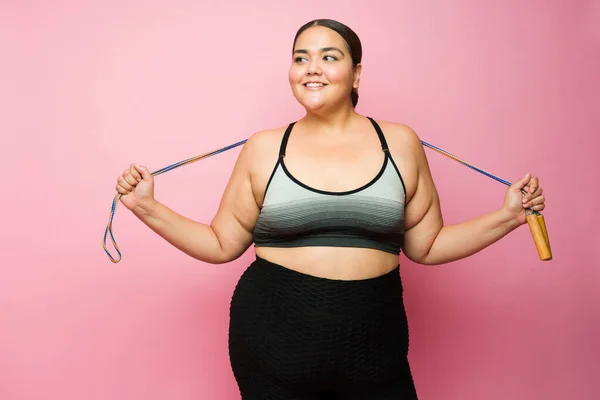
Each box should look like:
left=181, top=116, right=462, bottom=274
left=244, top=125, right=287, bottom=158
left=372, top=119, right=423, bottom=153
left=371, top=119, right=427, bottom=200
left=222, top=123, right=290, bottom=189
left=242, top=124, right=289, bottom=172
left=242, top=124, right=291, bottom=205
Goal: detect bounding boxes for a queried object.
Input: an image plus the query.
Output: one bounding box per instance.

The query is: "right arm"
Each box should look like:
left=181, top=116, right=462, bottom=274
left=117, top=135, right=261, bottom=264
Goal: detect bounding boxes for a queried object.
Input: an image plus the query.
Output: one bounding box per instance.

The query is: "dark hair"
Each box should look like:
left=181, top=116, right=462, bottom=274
left=293, top=19, right=363, bottom=107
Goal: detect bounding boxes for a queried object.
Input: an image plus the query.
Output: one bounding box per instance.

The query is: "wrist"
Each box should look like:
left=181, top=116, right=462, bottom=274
left=133, top=198, right=158, bottom=219
left=497, top=206, right=523, bottom=231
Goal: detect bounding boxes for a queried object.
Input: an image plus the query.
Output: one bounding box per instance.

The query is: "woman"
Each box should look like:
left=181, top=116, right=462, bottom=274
left=115, top=19, right=546, bottom=400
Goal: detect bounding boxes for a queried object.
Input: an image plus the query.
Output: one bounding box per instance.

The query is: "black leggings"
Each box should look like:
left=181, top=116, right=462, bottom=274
left=228, top=256, right=418, bottom=399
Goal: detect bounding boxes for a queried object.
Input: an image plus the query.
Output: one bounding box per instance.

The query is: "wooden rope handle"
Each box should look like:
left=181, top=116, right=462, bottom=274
left=526, top=210, right=552, bottom=261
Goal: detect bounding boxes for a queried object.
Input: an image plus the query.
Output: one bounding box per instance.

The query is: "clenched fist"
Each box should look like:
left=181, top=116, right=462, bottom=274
left=502, top=173, right=546, bottom=226
left=115, top=164, right=154, bottom=211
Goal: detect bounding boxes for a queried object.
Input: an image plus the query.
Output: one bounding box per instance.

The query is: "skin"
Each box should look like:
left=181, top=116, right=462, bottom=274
left=115, top=26, right=546, bottom=280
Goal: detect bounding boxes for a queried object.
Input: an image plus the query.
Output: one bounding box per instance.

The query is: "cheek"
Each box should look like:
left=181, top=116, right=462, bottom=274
left=324, top=66, right=352, bottom=84
left=288, top=65, right=303, bottom=83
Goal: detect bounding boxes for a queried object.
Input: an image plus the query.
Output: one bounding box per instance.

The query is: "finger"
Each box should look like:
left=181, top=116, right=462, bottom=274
left=527, top=187, right=544, bottom=202
left=511, top=173, right=531, bottom=192
left=123, top=175, right=138, bottom=187
left=122, top=169, right=138, bottom=186
left=528, top=176, right=539, bottom=194
left=530, top=202, right=545, bottom=212
left=134, top=164, right=153, bottom=181
left=524, top=194, right=545, bottom=209
left=117, top=175, right=134, bottom=191
left=129, top=164, right=142, bottom=182
left=530, top=186, right=543, bottom=199
left=523, top=185, right=543, bottom=204
left=115, top=184, right=130, bottom=195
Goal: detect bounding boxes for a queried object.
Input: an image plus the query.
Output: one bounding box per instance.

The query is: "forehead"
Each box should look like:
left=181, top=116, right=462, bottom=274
left=294, top=26, right=347, bottom=50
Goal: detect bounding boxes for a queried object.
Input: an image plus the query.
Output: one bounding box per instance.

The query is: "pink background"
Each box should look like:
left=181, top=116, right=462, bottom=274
left=1, top=0, right=599, bottom=399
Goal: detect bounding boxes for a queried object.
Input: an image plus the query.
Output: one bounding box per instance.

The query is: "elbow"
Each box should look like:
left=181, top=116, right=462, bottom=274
left=405, top=251, right=449, bottom=266
left=198, top=254, right=230, bottom=265
left=212, top=249, right=246, bottom=265
left=209, top=235, right=251, bottom=265
left=203, top=243, right=237, bottom=265
left=403, top=228, right=444, bottom=265
left=405, top=250, right=437, bottom=266
left=192, top=250, right=237, bottom=265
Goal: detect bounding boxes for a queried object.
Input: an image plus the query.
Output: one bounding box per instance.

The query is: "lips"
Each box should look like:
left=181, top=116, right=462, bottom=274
left=303, top=82, right=327, bottom=89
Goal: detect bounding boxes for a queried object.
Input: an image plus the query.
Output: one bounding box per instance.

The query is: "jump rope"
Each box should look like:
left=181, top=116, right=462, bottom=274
left=103, top=135, right=552, bottom=264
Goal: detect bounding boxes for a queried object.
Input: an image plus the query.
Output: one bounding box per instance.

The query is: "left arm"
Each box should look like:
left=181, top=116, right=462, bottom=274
left=401, top=129, right=545, bottom=265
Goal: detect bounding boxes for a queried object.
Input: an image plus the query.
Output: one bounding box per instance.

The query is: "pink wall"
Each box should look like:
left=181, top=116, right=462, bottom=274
left=1, top=0, right=598, bottom=399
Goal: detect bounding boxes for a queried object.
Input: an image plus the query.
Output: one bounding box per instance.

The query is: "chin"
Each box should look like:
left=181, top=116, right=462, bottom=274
left=303, top=99, right=353, bottom=115
left=303, top=101, right=327, bottom=112
left=294, top=96, right=323, bottom=111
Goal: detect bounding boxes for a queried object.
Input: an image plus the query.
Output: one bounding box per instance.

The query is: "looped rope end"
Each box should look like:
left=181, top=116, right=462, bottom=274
left=103, top=193, right=123, bottom=263
left=103, top=139, right=248, bottom=263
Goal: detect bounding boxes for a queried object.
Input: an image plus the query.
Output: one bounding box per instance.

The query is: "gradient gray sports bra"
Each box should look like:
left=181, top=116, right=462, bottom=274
left=252, top=117, right=406, bottom=255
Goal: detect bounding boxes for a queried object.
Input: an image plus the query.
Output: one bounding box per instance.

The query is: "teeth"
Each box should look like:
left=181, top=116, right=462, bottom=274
left=306, top=83, right=324, bottom=87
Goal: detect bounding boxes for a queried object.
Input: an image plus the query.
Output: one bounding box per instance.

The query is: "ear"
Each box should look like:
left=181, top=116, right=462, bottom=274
left=353, top=64, right=362, bottom=89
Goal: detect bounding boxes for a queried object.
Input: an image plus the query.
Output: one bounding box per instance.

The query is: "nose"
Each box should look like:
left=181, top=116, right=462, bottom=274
left=306, top=58, right=322, bottom=75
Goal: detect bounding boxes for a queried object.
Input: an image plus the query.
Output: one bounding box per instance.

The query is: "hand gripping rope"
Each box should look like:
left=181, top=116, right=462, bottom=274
left=103, top=138, right=552, bottom=263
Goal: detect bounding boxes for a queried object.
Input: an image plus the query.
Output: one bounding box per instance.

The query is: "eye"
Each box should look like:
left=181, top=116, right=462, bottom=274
left=294, top=56, right=307, bottom=63
left=324, top=55, right=337, bottom=61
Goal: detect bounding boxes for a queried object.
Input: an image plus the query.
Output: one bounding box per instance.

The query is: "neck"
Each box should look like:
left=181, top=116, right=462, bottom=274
left=301, top=102, right=359, bottom=134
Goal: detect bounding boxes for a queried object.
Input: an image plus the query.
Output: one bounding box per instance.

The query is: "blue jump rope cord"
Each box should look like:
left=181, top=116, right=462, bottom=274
left=103, top=138, right=531, bottom=263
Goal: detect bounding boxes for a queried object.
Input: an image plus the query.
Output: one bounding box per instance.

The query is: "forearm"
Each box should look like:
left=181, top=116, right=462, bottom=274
left=132, top=199, right=227, bottom=264
left=422, top=208, right=521, bottom=265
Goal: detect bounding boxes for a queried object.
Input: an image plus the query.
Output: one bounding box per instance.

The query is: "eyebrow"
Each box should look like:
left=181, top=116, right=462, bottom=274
left=293, top=47, right=345, bottom=56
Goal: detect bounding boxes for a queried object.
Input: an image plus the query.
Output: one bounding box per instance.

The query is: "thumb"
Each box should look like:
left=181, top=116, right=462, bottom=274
left=134, top=164, right=153, bottom=181
left=510, top=173, right=531, bottom=192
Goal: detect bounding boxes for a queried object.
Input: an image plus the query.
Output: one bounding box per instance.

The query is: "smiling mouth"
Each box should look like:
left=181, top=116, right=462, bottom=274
left=304, top=82, right=327, bottom=88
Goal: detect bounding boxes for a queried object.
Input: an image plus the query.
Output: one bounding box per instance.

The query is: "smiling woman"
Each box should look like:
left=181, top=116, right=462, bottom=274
left=114, top=18, right=547, bottom=400
left=290, top=20, right=362, bottom=110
